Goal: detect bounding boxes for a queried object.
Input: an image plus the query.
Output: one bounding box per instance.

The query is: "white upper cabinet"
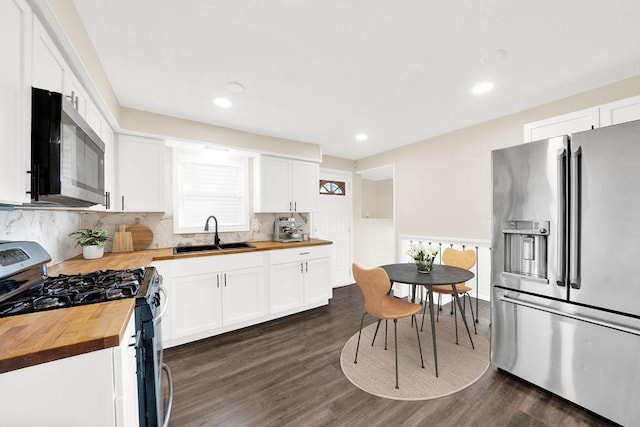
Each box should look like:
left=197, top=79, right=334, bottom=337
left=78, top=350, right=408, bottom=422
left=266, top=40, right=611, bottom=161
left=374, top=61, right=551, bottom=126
left=117, top=134, right=165, bottom=212
left=599, top=95, right=640, bottom=127
left=524, top=95, right=640, bottom=143
left=523, top=108, right=599, bottom=142
left=291, top=160, right=319, bottom=213
left=253, top=155, right=319, bottom=213
left=31, top=15, right=66, bottom=94
left=0, top=0, right=32, bottom=205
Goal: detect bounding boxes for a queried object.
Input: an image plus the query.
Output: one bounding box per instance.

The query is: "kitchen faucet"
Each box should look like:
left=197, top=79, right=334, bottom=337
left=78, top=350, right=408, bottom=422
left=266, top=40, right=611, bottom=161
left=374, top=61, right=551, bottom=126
left=204, top=215, right=221, bottom=246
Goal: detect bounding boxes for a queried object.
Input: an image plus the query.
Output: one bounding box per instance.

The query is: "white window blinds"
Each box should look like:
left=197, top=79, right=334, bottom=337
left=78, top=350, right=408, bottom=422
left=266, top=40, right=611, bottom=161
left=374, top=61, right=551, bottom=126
left=173, top=149, right=249, bottom=234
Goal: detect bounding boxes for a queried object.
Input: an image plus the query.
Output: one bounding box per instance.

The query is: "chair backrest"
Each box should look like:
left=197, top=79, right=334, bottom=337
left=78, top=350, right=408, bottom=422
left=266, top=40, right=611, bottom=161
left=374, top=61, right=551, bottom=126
left=352, top=263, right=391, bottom=318
left=442, top=247, right=476, bottom=271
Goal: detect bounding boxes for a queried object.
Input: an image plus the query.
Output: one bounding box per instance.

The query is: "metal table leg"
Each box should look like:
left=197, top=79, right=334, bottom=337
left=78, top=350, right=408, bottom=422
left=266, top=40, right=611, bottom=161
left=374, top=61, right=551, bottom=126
left=427, top=285, right=438, bottom=377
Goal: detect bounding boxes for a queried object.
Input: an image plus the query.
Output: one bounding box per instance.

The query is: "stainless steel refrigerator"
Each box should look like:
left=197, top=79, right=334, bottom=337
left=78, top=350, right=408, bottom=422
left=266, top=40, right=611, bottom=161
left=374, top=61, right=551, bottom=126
left=491, top=119, right=640, bottom=426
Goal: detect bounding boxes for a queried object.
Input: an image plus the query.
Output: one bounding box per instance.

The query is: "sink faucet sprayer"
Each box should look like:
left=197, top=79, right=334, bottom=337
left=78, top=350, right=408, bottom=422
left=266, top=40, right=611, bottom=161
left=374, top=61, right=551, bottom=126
left=204, top=215, right=221, bottom=246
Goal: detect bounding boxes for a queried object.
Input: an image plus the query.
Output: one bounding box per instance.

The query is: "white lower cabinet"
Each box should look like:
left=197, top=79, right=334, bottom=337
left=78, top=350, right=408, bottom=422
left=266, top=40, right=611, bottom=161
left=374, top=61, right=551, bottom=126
left=154, top=245, right=332, bottom=348
left=269, top=245, right=332, bottom=315
left=0, top=315, right=139, bottom=427
left=154, top=251, right=268, bottom=348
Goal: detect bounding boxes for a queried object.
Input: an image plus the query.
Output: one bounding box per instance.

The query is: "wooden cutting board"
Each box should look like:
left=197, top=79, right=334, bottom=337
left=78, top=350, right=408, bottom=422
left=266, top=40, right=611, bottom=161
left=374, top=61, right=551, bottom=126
left=126, top=218, right=153, bottom=251
left=112, top=225, right=134, bottom=253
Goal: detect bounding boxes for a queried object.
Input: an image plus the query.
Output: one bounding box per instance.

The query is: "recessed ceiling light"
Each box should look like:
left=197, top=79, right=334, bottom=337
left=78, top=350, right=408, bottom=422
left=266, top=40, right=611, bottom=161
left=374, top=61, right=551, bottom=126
left=355, top=133, right=368, bottom=141
left=480, top=49, right=507, bottom=65
left=213, top=97, right=232, bottom=108
left=471, top=81, right=494, bottom=95
left=226, top=82, right=245, bottom=93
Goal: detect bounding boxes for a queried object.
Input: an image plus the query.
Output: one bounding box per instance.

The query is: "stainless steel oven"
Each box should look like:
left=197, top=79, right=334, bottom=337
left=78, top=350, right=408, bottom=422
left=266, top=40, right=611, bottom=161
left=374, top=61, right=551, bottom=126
left=135, top=270, right=173, bottom=427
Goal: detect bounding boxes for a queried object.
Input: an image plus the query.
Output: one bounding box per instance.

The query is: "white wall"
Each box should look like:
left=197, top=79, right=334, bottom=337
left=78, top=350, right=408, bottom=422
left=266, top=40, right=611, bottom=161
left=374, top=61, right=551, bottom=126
left=352, top=75, right=640, bottom=263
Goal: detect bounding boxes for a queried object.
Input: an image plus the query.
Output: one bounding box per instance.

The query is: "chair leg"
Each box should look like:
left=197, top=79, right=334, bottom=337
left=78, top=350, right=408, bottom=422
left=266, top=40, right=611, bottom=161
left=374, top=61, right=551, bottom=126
left=394, top=318, right=399, bottom=389
left=413, top=314, right=425, bottom=369
left=384, top=319, right=388, bottom=350
left=436, top=293, right=441, bottom=322
left=465, top=293, right=477, bottom=334
left=354, top=312, right=366, bottom=364
left=371, top=319, right=381, bottom=346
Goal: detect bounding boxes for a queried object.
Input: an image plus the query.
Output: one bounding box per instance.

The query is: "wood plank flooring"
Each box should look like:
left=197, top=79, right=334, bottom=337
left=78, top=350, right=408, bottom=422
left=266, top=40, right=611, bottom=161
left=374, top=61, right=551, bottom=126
left=163, top=285, right=616, bottom=426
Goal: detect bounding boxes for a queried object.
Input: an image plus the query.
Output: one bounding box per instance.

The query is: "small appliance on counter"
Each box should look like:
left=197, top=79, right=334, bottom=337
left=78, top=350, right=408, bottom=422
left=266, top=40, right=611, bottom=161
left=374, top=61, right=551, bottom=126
left=274, top=218, right=304, bottom=242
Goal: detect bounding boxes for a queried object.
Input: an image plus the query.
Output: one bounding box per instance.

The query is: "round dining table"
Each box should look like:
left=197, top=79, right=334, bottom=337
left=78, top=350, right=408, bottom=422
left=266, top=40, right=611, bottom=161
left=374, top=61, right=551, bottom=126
left=379, top=263, right=475, bottom=377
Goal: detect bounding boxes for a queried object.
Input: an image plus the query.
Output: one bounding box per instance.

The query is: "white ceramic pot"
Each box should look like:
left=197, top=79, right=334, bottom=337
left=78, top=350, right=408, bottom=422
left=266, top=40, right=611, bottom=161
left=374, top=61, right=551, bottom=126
left=82, top=245, right=105, bottom=260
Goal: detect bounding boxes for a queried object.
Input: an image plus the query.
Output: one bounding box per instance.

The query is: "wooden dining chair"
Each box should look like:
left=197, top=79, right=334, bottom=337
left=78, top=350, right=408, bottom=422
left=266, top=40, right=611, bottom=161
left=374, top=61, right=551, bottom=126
left=430, top=248, right=477, bottom=336
left=352, top=263, right=424, bottom=389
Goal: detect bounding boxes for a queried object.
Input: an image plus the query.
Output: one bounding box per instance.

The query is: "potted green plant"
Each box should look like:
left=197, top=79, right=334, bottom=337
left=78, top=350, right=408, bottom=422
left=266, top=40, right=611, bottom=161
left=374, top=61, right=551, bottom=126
left=69, top=228, right=111, bottom=259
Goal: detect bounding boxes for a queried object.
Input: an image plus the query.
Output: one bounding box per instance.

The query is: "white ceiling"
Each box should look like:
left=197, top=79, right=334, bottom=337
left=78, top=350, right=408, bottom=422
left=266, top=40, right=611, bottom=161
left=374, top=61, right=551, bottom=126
left=72, top=0, right=640, bottom=160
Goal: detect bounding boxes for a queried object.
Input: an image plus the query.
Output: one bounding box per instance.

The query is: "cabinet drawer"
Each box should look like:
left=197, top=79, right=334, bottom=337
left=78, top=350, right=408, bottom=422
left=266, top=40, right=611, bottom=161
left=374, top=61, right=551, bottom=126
left=171, top=251, right=266, bottom=277
left=269, top=245, right=331, bottom=265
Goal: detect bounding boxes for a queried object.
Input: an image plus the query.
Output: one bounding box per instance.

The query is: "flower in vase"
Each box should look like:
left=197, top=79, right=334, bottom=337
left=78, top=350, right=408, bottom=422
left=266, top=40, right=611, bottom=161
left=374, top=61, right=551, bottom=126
left=407, top=242, right=438, bottom=263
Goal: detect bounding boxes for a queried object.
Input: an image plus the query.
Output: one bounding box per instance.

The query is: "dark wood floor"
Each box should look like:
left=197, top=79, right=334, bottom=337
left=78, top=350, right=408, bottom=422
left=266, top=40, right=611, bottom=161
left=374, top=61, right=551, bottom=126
left=164, top=285, right=615, bottom=426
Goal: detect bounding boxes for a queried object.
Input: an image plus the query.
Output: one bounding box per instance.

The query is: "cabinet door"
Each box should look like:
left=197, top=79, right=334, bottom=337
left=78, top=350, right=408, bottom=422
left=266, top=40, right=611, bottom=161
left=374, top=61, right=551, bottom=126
left=291, top=160, right=319, bottom=212
left=269, top=262, right=304, bottom=314
left=303, top=257, right=331, bottom=304
left=113, top=315, right=139, bottom=427
left=523, top=107, right=599, bottom=142
left=170, top=273, right=222, bottom=339
left=222, top=267, right=266, bottom=325
left=101, top=118, right=115, bottom=210
left=31, top=16, right=66, bottom=93
left=599, top=95, right=640, bottom=127
left=117, top=134, right=165, bottom=211
left=254, top=155, right=292, bottom=212
left=0, top=0, right=32, bottom=205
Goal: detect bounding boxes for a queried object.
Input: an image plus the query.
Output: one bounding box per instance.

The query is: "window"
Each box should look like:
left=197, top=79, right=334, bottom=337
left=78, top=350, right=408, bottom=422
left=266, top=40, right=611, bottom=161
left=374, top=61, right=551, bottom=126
left=319, top=180, right=346, bottom=195
left=173, top=148, right=249, bottom=234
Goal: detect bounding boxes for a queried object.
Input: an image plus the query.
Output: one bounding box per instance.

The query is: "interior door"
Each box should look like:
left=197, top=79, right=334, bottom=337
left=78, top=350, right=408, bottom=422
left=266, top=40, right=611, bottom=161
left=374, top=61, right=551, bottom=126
left=314, top=170, right=353, bottom=287
left=569, top=120, right=640, bottom=316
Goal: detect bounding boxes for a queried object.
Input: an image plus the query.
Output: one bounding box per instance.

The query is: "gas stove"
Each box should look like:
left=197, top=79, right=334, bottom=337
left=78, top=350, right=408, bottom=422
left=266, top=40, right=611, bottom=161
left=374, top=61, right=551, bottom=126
left=0, top=241, right=149, bottom=318
left=0, top=267, right=146, bottom=317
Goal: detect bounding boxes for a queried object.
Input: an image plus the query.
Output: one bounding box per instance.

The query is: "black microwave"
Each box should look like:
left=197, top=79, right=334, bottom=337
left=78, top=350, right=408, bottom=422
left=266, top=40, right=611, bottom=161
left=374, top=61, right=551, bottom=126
left=30, top=87, right=105, bottom=207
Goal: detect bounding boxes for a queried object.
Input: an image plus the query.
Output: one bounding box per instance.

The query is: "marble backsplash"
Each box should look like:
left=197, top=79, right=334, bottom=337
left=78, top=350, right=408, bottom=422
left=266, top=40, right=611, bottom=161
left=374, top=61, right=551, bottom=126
left=0, top=209, right=310, bottom=265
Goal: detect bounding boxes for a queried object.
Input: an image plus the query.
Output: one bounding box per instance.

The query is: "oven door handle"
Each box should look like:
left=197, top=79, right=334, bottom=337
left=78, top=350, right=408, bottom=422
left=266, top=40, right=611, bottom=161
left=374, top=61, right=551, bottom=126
left=154, top=286, right=169, bottom=325
left=162, top=362, right=173, bottom=427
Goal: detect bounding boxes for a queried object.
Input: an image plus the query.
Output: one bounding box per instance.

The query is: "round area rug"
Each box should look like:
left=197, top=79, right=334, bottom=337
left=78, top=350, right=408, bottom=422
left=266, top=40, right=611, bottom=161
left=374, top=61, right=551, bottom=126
left=340, top=314, right=489, bottom=400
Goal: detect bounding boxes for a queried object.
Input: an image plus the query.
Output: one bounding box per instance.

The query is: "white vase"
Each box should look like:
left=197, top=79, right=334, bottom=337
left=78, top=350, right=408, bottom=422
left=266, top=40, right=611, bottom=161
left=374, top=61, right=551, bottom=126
left=82, top=245, right=104, bottom=260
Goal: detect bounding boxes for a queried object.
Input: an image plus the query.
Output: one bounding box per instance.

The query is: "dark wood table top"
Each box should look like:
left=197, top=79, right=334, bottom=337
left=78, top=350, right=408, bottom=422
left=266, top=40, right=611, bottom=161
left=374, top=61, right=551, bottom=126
left=379, top=263, right=474, bottom=286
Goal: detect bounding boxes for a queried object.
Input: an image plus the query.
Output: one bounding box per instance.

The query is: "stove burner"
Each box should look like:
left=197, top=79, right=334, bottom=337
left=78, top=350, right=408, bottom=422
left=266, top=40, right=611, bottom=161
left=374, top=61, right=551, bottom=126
left=34, top=296, right=66, bottom=310
left=0, top=267, right=147, bottom=318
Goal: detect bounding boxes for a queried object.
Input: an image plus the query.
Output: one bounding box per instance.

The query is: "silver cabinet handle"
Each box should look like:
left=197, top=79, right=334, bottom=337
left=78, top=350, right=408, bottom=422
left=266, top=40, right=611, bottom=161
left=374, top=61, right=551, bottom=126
left=224, top=273, right=227, bottom=287
left=305, top=261, right=308, bottom=273
left=121, top=195, right=125, bottom=211
left=570, top=146, right=582, bottom=289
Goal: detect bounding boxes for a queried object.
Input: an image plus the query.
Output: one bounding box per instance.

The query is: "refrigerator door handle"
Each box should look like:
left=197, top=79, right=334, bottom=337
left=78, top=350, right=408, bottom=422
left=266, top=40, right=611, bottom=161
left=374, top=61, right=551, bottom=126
left=500, top=295, right=640, bottom=336
left=556, top=148, right=567, bottom=287
left=570, top=146, right=582, bottom=289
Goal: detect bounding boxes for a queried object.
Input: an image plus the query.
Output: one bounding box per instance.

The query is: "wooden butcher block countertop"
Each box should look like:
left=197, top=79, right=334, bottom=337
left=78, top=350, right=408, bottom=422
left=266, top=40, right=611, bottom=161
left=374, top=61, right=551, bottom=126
left=0, top=240, right=331, bottom=374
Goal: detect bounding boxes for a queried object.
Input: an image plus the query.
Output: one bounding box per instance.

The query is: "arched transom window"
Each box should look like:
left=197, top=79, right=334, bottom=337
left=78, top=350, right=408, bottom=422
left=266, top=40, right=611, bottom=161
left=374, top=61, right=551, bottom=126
left=319, top=180, right=346, bottom=195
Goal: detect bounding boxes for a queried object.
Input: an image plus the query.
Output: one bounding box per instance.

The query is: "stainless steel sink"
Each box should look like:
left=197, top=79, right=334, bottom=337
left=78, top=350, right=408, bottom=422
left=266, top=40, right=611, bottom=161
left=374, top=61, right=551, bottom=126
left=173, top=242, right=256, bottom=254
